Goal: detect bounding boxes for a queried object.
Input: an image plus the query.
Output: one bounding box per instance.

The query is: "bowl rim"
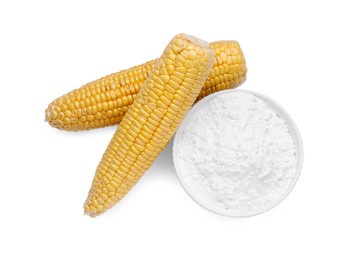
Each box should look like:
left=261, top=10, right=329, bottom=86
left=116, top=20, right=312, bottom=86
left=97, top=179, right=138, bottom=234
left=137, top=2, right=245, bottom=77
left=173, top=89, right=304, bottom=217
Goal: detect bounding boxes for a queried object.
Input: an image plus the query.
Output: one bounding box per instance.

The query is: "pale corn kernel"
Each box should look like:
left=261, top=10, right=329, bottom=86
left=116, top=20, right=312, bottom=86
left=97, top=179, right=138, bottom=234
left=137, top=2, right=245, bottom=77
left=170, top=75, right=183, bottom=85
left=166, top=65, right=174, bottom=75
left=160, top=75, right=169, bottom=84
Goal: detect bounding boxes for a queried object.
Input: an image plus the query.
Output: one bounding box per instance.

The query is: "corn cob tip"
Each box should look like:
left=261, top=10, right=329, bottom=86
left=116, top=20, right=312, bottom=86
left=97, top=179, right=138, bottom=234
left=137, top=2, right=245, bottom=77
left=83, top=203, right=97, bottom=217
left=84, top=184, right=122, bottom=217
left=83, top=187, right=106, bottom=217
left=45, top=104, right=65, bottom=129
left=44, top=107, right=52, bottom=123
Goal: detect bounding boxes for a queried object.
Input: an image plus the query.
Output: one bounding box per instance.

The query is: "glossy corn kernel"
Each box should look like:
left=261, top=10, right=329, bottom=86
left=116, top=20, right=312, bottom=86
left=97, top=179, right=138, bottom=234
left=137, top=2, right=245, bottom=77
left=84, top=34, right=214, bottom=217
left=45, top=41, right=246, bottom=131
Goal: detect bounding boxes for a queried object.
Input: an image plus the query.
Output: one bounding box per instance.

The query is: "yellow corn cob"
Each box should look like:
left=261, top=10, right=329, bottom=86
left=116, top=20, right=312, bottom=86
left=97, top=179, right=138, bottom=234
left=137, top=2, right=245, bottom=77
left=84, top=34, right=214, bottom=217
left=45, top=41, right=246, bottom=131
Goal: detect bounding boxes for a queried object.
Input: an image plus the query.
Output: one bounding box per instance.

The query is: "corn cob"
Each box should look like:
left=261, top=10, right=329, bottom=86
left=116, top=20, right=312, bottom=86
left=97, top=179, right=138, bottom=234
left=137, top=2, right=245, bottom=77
left=45, top=41, right=246, bottom=131
left=84, top=34, right=214, bottom=217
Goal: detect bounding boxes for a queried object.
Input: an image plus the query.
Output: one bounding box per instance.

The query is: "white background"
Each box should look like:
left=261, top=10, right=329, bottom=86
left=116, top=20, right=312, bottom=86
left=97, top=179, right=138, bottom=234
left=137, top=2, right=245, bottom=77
left=0, top=0, right=352, bottom=259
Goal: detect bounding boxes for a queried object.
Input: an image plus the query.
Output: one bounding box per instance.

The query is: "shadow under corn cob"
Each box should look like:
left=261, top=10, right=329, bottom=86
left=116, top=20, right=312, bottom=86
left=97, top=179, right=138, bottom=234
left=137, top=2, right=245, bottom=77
left=84, top=34, right=214, bottom=217
left=45, top=41, right=247, bottom=131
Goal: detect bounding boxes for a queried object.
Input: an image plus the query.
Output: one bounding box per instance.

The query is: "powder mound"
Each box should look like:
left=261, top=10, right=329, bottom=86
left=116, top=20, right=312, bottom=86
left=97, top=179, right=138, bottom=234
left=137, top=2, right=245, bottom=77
left=175, top=91, right=298, bottom=216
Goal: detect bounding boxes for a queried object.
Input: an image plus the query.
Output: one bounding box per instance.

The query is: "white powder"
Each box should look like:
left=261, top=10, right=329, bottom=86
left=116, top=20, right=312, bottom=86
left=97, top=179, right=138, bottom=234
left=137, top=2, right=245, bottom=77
left=174, top=90, right=299, bottom=216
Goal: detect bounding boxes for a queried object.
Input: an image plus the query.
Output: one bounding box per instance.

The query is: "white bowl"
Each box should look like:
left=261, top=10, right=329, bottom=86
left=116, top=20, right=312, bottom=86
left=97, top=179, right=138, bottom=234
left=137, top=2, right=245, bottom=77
left=173, top=89, right=303, bottom=217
